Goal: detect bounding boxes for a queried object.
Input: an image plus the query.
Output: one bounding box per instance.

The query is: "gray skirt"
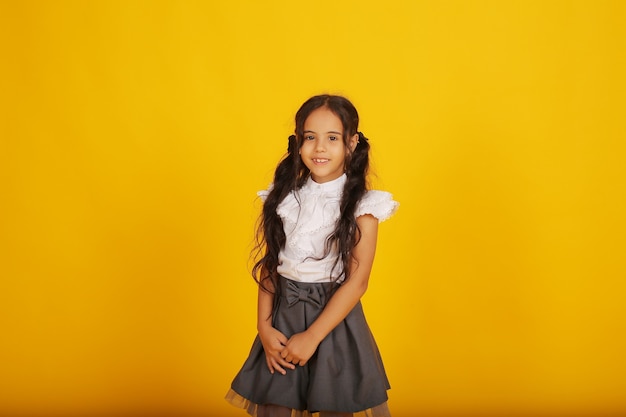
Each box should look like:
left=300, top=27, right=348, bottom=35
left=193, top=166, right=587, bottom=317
left=227, top=276, right=390, bottom=414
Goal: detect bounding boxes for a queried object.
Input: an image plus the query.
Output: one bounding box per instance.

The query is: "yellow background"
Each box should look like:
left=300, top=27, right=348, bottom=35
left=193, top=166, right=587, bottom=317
left=1, top=1, right=625, bottom=416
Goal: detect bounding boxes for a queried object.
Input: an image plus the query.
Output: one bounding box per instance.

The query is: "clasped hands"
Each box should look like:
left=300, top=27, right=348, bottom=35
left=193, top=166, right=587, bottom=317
left=259, top=326, right=320, bottom=375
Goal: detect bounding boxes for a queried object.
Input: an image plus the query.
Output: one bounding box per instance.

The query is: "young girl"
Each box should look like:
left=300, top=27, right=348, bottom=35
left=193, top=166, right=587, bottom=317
left=226, top=95, right=398, bottom=417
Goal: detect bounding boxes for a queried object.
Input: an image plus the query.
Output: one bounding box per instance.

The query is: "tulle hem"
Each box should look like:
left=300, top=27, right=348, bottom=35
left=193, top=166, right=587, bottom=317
left=225, top=388, right=391, bottom=417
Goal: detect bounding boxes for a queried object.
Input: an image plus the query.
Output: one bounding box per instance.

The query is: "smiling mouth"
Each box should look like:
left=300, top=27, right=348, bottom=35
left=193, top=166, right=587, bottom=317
left=313, top=158, right=329, bottom=164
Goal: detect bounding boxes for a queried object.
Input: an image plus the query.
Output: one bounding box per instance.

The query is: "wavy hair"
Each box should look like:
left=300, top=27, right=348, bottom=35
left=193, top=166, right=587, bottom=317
left=252, top=95, right=371, bottom=302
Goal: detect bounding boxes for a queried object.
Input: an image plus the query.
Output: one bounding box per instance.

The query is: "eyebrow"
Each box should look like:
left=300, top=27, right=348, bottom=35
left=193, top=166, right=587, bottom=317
left=303, top=130, right=343, bottom=135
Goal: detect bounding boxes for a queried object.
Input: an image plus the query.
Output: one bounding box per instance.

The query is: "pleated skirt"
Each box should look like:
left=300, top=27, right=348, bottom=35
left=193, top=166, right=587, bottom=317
left=226, top=276, right=391, bottom=416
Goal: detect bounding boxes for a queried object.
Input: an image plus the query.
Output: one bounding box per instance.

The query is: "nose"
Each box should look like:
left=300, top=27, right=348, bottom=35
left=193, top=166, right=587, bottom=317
left=315, top=139, right=326, bottom=152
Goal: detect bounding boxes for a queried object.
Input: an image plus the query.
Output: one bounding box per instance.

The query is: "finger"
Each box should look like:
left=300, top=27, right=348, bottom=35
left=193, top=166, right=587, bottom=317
left=298, top=359, right=307, bottom=366
left=275, top=355, right=296, bottom=370
left=266, top=357, right=274, bottom=374
left=270, top=359, right=287, bottom=375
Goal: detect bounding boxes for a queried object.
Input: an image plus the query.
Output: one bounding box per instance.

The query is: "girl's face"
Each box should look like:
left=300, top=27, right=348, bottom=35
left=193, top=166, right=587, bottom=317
left=300, top=107, right=358, bottom=183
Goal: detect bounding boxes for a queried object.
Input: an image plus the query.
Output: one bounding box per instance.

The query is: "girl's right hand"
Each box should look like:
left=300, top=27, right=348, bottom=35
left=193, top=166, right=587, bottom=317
left=258, top=326, right=296, bottom=375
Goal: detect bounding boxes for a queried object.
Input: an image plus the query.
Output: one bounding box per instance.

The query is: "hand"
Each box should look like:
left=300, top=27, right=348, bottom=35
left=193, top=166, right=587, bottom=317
left=280, top=331, right=321, bottom=366
left=258, top=326, right=296, bottom=375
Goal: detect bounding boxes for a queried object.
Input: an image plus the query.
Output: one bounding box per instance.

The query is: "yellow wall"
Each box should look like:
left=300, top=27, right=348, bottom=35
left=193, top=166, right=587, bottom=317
left=1, top=1, right=625, bottom=416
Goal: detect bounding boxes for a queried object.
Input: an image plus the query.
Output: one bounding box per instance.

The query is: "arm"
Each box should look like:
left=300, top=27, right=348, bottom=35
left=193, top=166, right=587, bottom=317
left=280, top=214, right=379, bottom=366
left=257, top=279, right=296, bottom=375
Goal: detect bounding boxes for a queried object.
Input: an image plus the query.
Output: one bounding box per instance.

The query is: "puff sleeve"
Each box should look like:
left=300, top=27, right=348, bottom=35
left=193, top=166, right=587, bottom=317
left=257, top=183, right=273, bottom=202
left=257, top=190, right=269, bottom=202
left=355, top=190, right=399, bottom=222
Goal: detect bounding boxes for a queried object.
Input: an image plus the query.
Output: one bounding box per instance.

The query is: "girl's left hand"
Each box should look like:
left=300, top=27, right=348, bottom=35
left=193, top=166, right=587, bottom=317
left=280, top=330, right=320, bottom=366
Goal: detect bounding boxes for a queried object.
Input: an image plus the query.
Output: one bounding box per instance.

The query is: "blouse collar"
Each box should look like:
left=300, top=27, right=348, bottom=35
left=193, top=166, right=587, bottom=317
left=302, top=173, right=346, bottom=194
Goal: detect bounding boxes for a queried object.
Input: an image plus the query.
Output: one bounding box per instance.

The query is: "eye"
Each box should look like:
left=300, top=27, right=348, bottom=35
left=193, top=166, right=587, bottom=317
left=305, top=135, right=315, bottom=140
left=329, top=136, right=338, bottom=141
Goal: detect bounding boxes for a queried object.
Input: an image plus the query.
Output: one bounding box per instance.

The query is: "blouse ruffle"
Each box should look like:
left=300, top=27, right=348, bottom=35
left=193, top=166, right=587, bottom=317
left=258, top=186, right=399, bottom=223
left=257, top=176, right=398, bottom=283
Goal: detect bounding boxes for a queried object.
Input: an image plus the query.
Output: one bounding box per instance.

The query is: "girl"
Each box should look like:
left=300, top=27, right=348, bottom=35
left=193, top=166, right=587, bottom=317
left=226, top=95, right=398, bottom=417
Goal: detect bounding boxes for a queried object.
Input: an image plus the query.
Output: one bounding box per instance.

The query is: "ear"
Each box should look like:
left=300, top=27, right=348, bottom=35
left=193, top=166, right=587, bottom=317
left=349, top=133, right=359, bottom=151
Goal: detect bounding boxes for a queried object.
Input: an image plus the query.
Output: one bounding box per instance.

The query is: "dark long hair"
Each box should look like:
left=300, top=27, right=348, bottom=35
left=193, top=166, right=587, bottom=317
left=252, top=95, right=371, bottom=300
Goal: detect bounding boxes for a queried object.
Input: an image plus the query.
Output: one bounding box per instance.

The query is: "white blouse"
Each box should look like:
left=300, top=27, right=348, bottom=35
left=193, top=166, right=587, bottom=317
left=258, top=174, right=398, bottom=283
